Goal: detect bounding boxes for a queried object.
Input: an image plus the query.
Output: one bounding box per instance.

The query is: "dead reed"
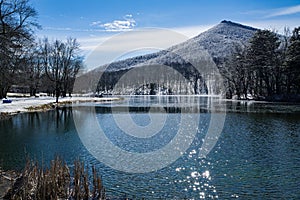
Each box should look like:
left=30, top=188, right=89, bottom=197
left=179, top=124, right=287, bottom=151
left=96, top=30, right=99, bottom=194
left=4, top=157, right=106, bottom=200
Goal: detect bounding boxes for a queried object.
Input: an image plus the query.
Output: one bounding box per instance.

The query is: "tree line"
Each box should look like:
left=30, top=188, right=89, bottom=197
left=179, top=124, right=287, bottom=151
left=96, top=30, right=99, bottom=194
left=0, top=0, right=83, bottom=102
left=221, top=27, right=300, bottom=101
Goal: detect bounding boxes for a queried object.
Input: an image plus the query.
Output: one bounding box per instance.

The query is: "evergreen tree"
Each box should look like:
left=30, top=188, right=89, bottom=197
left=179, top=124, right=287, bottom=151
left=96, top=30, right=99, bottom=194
left=248, top=30, right=281, bottom=98
left=285, top=27, right=300, bottom=94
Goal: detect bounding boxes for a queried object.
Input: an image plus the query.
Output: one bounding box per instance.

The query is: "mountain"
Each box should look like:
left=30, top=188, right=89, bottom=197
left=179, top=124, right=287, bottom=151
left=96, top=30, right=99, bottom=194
left=75, top=21, right=258, bottom=95
left=172, top=20, right=257, bottom=62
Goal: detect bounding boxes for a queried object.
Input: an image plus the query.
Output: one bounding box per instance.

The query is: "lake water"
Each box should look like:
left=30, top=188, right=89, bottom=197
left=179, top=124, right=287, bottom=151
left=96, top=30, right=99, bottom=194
left=0, top=96, right=300, bottom=199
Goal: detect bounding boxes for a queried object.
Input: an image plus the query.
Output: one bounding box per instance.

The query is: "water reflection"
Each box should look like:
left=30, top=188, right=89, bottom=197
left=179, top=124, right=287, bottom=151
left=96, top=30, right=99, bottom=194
left=0, top=108, right=84, bottom=170
left=0, top=96, right=300, bottom=199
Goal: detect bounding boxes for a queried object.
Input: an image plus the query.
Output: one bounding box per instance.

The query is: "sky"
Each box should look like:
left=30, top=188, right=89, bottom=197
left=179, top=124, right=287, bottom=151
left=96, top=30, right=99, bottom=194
left=31, top=0, right=300, bottom=67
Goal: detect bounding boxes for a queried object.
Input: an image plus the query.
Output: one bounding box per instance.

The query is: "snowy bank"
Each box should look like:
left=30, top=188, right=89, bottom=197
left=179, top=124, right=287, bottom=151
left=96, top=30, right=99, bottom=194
left=0, top=96, right=121, bottom=117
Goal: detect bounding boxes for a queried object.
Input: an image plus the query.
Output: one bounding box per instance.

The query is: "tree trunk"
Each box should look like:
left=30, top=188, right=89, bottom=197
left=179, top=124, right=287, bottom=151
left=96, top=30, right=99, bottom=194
left=0, top=86, right=9, bottom=99
left=55, top=87, right=60, bottom=103
left=193, top=76, right=198, bottom=94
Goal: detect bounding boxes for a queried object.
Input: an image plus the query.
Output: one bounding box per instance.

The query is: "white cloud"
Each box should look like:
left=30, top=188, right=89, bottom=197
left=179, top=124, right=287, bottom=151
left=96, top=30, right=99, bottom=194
left=102, top=16, right=136, bottom=32
left=90, top=14, right=136, bottom=32
left=102, top=20, right=135, bottom=31
left=266, top=4, right=300, bottom=17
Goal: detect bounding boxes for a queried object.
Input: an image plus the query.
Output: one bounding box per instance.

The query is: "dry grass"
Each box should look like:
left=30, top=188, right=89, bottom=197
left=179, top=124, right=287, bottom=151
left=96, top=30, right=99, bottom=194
left=4, top=157, right=106, bottom=200
left=26, top=103, right=56, bottom=111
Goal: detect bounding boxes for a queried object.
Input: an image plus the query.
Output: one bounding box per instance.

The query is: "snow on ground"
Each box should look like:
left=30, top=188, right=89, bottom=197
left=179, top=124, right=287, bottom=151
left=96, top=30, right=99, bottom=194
left=0, top=96, right=120, bottom=114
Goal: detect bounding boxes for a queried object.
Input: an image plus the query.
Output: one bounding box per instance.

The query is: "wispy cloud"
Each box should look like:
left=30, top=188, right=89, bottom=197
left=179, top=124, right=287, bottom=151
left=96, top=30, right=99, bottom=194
left=240, top=18, right=300, bottom=34
left=42, top=26, right=98, bottom=33
left=44, top=27, right=73, bottom=31
left=90, top=21, right=102, bottom=26
left=266, top=4, right=300, bottom=18
left=91, top=14, right=136, bottom=32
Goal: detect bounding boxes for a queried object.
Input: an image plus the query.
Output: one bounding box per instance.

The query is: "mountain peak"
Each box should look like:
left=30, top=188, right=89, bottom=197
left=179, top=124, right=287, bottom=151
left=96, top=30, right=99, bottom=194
left=220, top=20, right=257, bottom=31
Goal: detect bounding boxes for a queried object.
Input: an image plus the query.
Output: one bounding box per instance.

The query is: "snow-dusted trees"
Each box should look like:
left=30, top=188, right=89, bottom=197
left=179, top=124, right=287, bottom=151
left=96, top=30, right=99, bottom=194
left=224, top=29, right=284, bottom=100
left=222, top=45, right=250, bottom=99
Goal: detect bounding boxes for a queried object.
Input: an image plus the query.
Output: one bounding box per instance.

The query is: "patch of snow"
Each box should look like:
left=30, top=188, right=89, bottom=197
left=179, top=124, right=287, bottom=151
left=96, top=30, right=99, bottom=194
left=0, top=96, right=120, bottom=114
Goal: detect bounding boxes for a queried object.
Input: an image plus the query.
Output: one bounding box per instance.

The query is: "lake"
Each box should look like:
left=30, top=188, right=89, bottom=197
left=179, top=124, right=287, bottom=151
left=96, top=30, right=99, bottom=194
left=0, top=96, right=300, bottom=199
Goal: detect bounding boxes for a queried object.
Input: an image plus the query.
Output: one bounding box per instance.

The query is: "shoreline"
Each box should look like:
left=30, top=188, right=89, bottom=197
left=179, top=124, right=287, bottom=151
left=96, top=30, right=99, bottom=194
left=0, top=96, right=122, bottom=120
left=1, top=96, right=300, bottom=120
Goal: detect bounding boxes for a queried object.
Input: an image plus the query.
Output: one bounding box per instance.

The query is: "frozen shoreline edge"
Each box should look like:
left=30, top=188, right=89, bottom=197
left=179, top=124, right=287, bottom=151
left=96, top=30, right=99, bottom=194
left=0, top=97, right=123, bottom=120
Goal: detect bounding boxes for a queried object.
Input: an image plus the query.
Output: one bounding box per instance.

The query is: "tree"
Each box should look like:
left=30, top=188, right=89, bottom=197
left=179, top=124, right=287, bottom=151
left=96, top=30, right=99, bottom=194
left=0, top=0, right=39, bottom=98
left=247, top=30, right=281, bottom=98
left=221, top=29, right=294, bottom=100
left=25, top=42, right=44, bottom=96
left=285, top=27, right=300, bottom=94
left=222, top=45, right=250, bottom=99
left=41, top=38, right=83, bottom=103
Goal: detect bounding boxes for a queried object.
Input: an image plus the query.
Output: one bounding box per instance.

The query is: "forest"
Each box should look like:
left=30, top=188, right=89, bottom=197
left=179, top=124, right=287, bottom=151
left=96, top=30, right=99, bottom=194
left=222, top=28, right=300, bottom=101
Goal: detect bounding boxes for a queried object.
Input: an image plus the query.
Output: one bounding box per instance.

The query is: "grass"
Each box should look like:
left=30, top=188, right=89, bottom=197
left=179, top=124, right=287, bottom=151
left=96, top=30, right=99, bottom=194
left=26, top=103, right=56, bottom=111
left=4, top=157, right=106, bottom=200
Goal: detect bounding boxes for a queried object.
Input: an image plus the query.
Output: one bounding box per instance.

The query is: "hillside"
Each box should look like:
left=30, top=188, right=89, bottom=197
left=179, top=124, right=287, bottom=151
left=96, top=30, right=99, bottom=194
left=75, top=20, right=258, bottom=95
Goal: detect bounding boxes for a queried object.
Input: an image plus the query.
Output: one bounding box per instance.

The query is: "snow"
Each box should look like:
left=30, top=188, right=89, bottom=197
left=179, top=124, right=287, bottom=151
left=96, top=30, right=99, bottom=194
left=0, top=96, right=120, bottom=114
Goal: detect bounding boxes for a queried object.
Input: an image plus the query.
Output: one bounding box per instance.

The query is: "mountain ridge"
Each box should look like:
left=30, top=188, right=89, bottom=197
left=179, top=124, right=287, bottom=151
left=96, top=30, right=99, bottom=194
left=220, top=20, right=258, bottom=31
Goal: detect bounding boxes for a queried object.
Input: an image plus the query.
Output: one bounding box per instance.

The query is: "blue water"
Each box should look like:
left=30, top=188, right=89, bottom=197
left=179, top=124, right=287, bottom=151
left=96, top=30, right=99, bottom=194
left=0, top=96, right=300, bottom=199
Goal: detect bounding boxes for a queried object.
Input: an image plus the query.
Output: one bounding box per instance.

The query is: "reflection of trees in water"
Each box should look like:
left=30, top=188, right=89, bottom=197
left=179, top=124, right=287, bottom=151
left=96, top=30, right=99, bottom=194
left=41, top=108, right=74, bottom=132
left=55, top=107, right=73, bottom=131
left=93, top=96, right=225, bottom=113
left=28, top=112, right=41, bottom=128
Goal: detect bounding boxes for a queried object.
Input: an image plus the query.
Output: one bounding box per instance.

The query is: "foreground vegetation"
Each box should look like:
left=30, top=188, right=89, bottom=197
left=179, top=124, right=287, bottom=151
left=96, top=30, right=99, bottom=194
left=4, top=157, right=106, bottom=200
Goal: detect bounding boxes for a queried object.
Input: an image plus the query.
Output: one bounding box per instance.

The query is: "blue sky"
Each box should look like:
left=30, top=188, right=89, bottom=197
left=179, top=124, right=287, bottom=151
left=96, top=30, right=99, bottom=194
left=31, top=0, right=300, bottom=65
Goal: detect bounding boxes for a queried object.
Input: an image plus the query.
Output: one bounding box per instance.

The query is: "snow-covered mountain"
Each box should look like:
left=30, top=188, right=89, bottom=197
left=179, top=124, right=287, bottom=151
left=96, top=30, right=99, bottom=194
left=103, top=20, right=257, bottom=71
left=76, top=21, right=258, bottom=95
left=172, top=20, right=257, bottom=62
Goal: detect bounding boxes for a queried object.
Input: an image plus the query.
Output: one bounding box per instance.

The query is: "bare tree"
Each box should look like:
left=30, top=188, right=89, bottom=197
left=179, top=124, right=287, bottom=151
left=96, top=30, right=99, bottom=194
left=41, top=37, right=83, bottom=103
left=0, top=0, right=39, bottom=98
left=25, top=41, right=44, bottom=96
